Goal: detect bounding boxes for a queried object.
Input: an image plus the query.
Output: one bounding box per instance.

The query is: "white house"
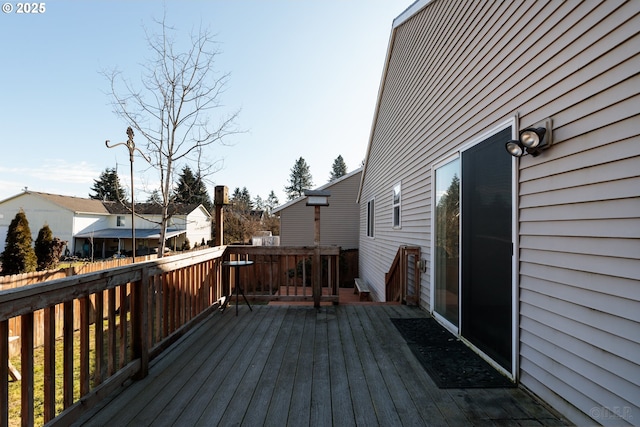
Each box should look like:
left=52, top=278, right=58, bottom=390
left=0, top=191, right=212, bottom=259
left=357, top=1, right=639, bottom=426
left=273, top=168, right=361, bottom=249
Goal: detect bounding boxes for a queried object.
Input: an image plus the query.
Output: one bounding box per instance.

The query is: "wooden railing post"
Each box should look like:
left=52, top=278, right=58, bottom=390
left=1, top=320, right=8, bottom=427
left=313, top=206, right=322, bottom=308
left=63, top=301, right=74, bottom=409
left=385, top=245, right=421, bottom=304
left=132, top=267, right=149, bottom=379
left=43, top=306, right=55, bottom=423
left=21, top=313, right=34, bottom=426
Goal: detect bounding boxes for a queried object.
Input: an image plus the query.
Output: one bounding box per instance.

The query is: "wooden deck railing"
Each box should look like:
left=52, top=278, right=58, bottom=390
left=0, top=245, right=340, bottom=426
left=224, top=245, right=341, bottom=303
left=385, top=245, right=421, bottom=305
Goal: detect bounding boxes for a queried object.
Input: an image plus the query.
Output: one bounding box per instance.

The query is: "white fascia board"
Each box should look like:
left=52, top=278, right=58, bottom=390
left=393, top=0, right=431, bottom=29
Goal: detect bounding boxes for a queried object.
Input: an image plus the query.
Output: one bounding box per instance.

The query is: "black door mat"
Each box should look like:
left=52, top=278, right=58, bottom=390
left=390, top=317, right=515, bottom=389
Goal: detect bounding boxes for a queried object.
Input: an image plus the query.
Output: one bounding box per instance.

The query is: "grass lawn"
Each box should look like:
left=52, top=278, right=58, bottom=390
left=8, top=318, right=127, bottom=426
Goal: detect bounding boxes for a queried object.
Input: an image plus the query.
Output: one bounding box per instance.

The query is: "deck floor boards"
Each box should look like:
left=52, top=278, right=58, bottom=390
left=74, top=304, right=571, bottom=426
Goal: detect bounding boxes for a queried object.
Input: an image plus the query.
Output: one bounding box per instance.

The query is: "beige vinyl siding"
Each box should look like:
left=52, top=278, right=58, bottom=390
left=360, top=0, right=639, bottom=425
left=278, top=204, right=313, bottom=246
left=518, top=119, right=640, bottom=424
left=277, top=170, right=361, bottom=249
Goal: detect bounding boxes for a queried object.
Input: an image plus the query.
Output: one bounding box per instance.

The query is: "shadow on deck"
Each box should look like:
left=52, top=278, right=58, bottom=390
left=73, top=304, right=570, bottom=426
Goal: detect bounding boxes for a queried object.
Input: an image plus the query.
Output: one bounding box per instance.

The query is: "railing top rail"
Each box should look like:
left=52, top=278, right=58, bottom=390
left=225, top=245, right=341, bottom=256
left=0, top=246, right=226, bottom=322
left=0, top=244, right=343, bottom=321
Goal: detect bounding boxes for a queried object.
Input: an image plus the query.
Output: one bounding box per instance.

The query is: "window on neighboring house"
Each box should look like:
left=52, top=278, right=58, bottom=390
left=392, top=183, right=401, bottom=228
left=117, top=216, right=125, bottom=227
left=367, top=198, right=375, bottom=237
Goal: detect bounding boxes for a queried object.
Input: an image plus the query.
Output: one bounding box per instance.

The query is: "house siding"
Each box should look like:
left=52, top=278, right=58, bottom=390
left=185, top=207, right=213, bottom=246
left=0, top=193, right=212, bottom=259
left=277, top=170, right=361, bottom=249
left=359, top=0, right=639, bottom=425
left=0, top=194, right=76, bottom=253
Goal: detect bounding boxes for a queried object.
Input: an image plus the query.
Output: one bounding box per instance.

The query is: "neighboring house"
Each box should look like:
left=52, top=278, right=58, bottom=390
left=273, top=168, right=361, bottom=249
left=357, top=1, right=639, bottom=426
left=0, top=191, right=212, bottom=258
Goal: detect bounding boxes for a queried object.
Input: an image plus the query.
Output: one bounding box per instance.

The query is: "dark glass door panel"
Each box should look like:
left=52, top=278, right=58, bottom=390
left=461, top=127, right=512, bottom=371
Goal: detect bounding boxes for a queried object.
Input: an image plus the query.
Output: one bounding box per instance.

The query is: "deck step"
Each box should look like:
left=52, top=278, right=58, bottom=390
left=354, top=278, right=371, bottom=301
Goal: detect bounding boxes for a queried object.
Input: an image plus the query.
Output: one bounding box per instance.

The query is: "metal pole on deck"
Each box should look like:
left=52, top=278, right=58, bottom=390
left=105, top=127, right=150, bottom=262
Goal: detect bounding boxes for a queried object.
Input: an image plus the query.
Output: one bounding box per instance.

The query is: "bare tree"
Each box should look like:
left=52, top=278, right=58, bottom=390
left=105, top=17, right=240, bottom=256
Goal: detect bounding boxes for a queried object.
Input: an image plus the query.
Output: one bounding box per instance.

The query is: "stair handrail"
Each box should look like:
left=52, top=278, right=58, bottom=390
left=385, top=245, right=421, bottom=304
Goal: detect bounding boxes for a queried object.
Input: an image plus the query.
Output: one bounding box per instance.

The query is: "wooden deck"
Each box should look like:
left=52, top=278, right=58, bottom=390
left=72, top=304, right=570, bottom=426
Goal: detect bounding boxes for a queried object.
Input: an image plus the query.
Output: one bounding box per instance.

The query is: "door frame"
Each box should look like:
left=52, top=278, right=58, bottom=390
left=430, top=116, right=519, bottom=380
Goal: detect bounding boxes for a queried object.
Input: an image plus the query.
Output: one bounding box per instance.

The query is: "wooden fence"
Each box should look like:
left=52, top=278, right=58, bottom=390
left=0, top=255, right=156, bottom=290
left=225, top=245, right=341, bottom=303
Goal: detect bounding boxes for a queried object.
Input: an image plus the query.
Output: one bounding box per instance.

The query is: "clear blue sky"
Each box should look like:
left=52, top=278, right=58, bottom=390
left=0, top=1, right=413, bottom=205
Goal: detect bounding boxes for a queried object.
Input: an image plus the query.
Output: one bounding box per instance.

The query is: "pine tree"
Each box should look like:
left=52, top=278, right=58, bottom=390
left=265, top=191, right=280, bottom=214
left=0, top=209, right=37, bottom=275
left=35, top=224, right=52, bottom=270
left=174, top=165, right=212, bottom=210
left=329, top=155, right=348, bottom=181
left=35, top=224, right=66, bottom=271
left=284, top=157, right=313, bottom=200
left=231, top=187, right=253, bottom=211
left=263, top=190, right=281, bottom=236
left=223, top=187, right=254, bottom=244
left=435, top=174, right=460, bottom=258
left=254, top=195, right=264, bottom=211
left=89, top=168, right=127, bottom=202
left=146, top=189, right=162, bottom=204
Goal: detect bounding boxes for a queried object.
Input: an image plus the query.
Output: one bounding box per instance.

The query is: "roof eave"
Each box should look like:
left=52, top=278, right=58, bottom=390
left=356, top=0, right=433, bottom=203
left=273, top=168, right=362, bottom=214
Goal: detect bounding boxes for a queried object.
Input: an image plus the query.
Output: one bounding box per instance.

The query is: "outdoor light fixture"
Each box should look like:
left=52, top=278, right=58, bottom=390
left=506, top=118, right=553, bottom=158
left=305, top=190, right=331, bottom=206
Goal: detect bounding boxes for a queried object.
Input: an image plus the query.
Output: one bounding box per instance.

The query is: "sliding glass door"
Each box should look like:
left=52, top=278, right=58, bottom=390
left=432, top=125, right=514, bottom=373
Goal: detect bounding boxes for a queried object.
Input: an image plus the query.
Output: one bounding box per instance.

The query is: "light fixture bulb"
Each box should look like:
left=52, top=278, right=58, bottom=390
left=520, top=127, right=546, bottom=148
left=505, top=141, right=524, bottom=157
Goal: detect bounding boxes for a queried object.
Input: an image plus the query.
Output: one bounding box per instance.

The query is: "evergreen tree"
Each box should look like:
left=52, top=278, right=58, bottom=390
left=263, top=190, right=280, bottom=236
left=254, top=195, right=264, bottom=211
left=435, top=174, right=460, bottom=258
left=225, top=187, right=260, bottom=244
left=146, top=189, right=163, bottom=204
left=35, top=224, right=66, bottom=271
left=284, top=157, right=313, bottom=200
left=89, top=168, right=127, bottom=202
left=35, top=224, right=52, bottom=270
left=0, top=209, right=37, bottom=275
left=329, top=154, right=348, bottom=181
left=265, top=191, right=280, bottom=214
left=174, top=165, right=212, bottom=210
left=231, top=187, right=253, bottom=211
